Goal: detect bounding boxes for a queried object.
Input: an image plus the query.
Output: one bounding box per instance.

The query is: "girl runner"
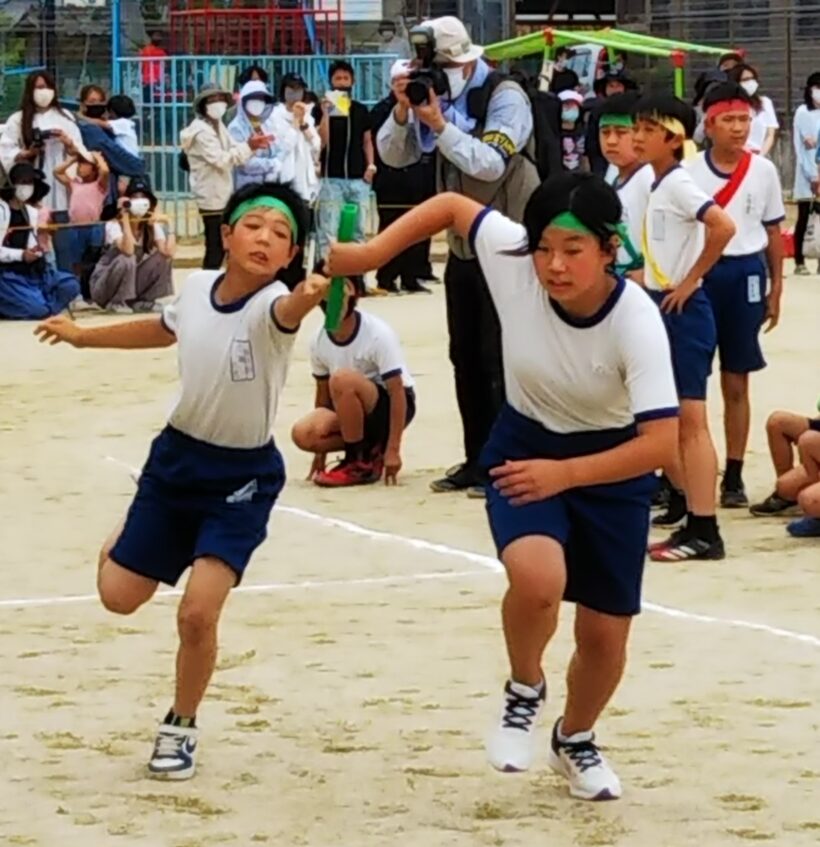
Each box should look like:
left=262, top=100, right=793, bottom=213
left=329, top=172, right=679, bottom=800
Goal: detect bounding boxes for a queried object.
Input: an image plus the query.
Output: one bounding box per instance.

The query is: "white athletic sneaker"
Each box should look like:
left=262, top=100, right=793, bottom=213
left=486, top=679, right=546, bottom=773
left=147, top=723, right=199, bottom=780
left=548, top=719, right=621, bottom=800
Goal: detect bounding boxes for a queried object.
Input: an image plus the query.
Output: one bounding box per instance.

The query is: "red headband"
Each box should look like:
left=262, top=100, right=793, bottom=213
left=706, top=100, right=752, bottom=121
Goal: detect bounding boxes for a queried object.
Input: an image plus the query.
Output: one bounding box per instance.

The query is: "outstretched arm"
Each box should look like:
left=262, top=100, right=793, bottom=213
left=34, top=315, right=176, bottom=349
left=329, top=192, right=483, bottom=277
left=272, top=273, right=332, bottom=331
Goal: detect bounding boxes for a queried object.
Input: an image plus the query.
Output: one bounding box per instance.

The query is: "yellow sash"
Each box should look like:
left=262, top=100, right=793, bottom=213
left=641, top=214, right=674, bottom=291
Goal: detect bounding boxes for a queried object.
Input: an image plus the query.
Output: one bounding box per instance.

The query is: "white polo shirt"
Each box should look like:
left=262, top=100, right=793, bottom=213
left=161, top=271, right=297, bottom=449
left=606, top=163, right=654, bottom=271
left=470, top=209, right=679, bottom=434
left=643, top=165, right=714, bottom=292
left=310, top=309, right=414, bottom=389
left=686, top=150, right=785, bottom=256
left=747, top=96, right=779, bottom=154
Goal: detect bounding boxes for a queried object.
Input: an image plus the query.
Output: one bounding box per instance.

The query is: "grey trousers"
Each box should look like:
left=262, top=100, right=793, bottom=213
left=89, top=248, right=174, bottom=308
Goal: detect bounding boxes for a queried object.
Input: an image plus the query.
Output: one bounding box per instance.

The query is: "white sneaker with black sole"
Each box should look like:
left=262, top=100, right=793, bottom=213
left=486, top=679, right=546, bottom=773
left=548, top=719, right=621, bottom=800
left=147, top=723, right=199, bottom=780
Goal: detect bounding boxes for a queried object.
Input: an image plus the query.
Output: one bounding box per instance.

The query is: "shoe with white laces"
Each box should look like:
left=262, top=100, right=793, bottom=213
left=548, top=719, right=621, bottom=801
left=486, top=679, right=546, bottom=773
left=147, top=723, right=199, bottom=780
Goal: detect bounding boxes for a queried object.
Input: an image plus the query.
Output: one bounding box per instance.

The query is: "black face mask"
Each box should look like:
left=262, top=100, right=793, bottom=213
left=85, top=104, right=106, bottom=119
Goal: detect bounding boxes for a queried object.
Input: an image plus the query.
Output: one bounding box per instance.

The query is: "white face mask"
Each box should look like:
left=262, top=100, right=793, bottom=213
left=444, top=66, right=469, bottom=101
left=15, top=185, right=34, bottom=202
left=812, top=88, right=820, bottom=106
left=128, top=198, right=151, bottom=218
left=245, top=99, right=266, bottom=118
left=741, top=79, right=759, bottom=96
left=33, top=88, right=55, bottom=109
left=206, top=101, right=228, bottom=121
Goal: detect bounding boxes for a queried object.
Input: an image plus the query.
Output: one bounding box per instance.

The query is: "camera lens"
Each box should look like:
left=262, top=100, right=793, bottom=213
left=407, top=75, right=432, bottom=106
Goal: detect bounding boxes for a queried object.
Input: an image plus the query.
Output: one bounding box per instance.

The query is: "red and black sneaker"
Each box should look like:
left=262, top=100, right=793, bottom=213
left=314, top=459, right=381, bottom=488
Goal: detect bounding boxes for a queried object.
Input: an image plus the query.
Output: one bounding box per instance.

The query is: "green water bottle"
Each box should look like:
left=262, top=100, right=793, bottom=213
left=324, top=203, right=359, bottom=332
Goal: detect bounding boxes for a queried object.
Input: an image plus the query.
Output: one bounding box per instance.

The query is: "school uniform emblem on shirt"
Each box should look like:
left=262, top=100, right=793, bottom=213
left=230, top=339, right=256, bottom=382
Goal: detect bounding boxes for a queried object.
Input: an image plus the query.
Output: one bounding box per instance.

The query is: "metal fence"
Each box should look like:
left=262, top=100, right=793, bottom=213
left=118, top=53, right=397, bottom=237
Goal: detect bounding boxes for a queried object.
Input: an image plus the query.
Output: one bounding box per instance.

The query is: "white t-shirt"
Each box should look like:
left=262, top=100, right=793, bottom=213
left=471, top=209, right=679, bottom=433
left=606, top=163, right=654, bottom=271
left=161, top=271, right=297, bottom=449
left=747, top=96, right=779, bottom=154
left=686, top=151, right=785, bottom=256
left=108, top=117, right=139, bottom=156
left=643, top=165, right=714, bottom=292
left=105, top=220, right=166, bottom=246
left=310, top=309, right=414, bottom=389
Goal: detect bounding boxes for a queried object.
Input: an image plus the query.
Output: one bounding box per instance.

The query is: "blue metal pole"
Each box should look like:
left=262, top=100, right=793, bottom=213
left=111, top=0, right=121, bottom=93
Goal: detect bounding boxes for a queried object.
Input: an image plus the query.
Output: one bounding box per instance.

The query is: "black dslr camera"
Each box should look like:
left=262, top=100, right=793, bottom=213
left=406, top=25, right=449, bottom=106
left=31, top=128, right=58, bottom=147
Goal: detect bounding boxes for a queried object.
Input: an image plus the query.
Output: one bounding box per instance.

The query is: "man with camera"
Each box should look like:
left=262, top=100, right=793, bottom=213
left=377, top=16, right=539, bottom=496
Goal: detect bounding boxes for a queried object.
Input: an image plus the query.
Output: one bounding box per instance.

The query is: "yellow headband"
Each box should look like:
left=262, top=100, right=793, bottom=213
left=657, top=115, right=686, bottom=138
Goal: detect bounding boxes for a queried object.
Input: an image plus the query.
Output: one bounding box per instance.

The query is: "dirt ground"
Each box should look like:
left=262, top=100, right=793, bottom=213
left=0, top=266, right=818, bottom=847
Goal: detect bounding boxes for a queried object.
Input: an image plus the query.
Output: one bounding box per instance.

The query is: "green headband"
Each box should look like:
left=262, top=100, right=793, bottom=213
left=599, top=114, right=635, bottom=128
left=549, top=211, right=594, bottom=235
left=228, top=197, right=299, bottom=239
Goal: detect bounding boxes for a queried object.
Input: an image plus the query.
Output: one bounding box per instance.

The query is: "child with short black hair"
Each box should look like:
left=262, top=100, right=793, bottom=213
left=34, top=182, right=330, bottom=781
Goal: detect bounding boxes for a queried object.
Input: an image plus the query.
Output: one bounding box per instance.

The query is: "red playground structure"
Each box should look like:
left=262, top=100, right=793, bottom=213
left=169, top=0, right=344, bottom=56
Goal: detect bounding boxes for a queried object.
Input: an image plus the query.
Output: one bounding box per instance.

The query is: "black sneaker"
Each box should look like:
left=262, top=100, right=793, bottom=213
left=651, top=494, right=687, bottom=527
left=651, top=475, right=672, bottom=510
left=720, top=483, right=749, bottom=509
left=401, top=278, right=433, bottom=294
left=650, top=533, right=726, bottom=562
left=429, top=463, right=480, bottom=493
left=749, top=492, right=798, bottom=517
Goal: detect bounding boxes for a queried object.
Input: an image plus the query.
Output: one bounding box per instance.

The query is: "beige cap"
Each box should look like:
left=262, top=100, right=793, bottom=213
left=428, top=16, right=483, bottom=65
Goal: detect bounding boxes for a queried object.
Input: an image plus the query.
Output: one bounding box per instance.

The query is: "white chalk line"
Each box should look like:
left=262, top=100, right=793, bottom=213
left=3, top=454, right=818, bottom=652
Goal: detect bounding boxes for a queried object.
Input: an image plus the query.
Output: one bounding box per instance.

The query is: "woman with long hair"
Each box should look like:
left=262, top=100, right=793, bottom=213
left=791, top=72, right=820, bottom=275
left=0, top=71, right=88, bottom=271
left=728, top=63, right=779, bottom=156
left=87, top=178, right=175, bottom=313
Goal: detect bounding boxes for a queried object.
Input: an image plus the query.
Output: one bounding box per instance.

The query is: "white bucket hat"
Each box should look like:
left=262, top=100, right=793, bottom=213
left=429, top=17, right=484, bottom=65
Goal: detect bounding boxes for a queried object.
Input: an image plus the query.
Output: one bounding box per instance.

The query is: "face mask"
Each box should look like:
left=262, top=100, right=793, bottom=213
left=741, top=79, right=759, bottom=96
left=15, top=185, right=34, bottom=202
left=84, top=103, right=106, bottom=119
left=333, top=85, right=353, bottom=94
left=128, top=198, right=151, bottom=218
left=444, top=67, right=468, bottom=100
left=563, top=107, right=580, bottom=123
left=245, top=99, right=266, bottom=118
left=206, top=101, right=228, bottom=121
left=284, top=88, right=303, bottom=104
left=33, top=88, right=55, bottom=109
left=812, top=88, right=820, bottom=106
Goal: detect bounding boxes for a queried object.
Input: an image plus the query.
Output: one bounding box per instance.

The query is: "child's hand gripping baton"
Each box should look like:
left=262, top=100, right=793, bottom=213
left=324, top=203, right=359, bottom=331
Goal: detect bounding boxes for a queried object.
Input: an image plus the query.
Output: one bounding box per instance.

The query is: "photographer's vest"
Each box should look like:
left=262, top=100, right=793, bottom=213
left=437, top=76, right=540, bottom=260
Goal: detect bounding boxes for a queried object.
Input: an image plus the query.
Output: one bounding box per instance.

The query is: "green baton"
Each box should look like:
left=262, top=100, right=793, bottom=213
left=324, top=203, right=359, bottom=331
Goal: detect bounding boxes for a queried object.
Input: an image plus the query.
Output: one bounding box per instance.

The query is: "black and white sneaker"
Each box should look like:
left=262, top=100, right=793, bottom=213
left=147, top=723, right=199, bottom=780
left=485, top=679, right=546, bottom=773
left=548, top=719, right=621, bottom=801
left=651, top=493, right=687, bottom=527
left=720, top=482, right=749, bottom=509
left=750, top=492, right=798, bottom=517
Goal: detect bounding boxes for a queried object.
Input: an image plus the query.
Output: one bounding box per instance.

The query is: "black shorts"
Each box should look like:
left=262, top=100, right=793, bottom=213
left=809, top=417, right=820, bottom=433
left=363, top=384, right=416, bottom=448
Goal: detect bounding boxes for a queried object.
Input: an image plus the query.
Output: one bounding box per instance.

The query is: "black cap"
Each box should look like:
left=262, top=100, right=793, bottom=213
left=125, top=176, right=158, bottom=207
left=594, top=70, right=638, bottom=97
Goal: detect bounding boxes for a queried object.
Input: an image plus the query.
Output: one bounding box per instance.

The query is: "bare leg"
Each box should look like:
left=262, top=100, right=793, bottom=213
left=500, top=536, right=566, bottom=687
left=562, top=606, right=632, bottom=736
left=679, top=399, right=718, bottom=517
left=767, top=412, right=812, bottom=478
left=97, top=519, right=158, bottom=614
left=291, top=408, right=344, bottom=455
left=173, top=557, right=236, bottom=718
left=327, top=369, right=379, bottom=444
left=721, top=371, right=750, bottom=463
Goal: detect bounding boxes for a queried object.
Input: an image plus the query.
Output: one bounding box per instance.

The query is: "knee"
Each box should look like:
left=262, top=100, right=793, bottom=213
left=797, top=430, right=820, bottom=453
left=328, top=369, right=358, bottom=396
left=177, top=602, right=218, bottom=645
left=576, top=619, right=628, bottom=663
left=766, top=411, right=790, bottom=438
left=721, top=374, right=748, bottom=406
left=797, top=486, right=820, bottom=515
left=291, top=418, right=318, bottom=452
left=503, top=549, right=565, bottom=610
left=98, top=581, right=144, bottom=616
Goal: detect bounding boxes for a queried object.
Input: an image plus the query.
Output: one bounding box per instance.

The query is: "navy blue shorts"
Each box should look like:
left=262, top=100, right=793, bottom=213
left=480, top=405, right=656, bottom=617
left=111, top=426, right=285, bottom=586
left=702, top=253, right=767, bottom=374
left=810, top=418, right=820, bottom=433
left=648, top=288, right=716, bottom=401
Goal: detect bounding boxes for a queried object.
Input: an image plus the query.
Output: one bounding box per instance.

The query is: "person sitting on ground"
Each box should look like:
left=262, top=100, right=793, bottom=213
left=0, top=162, right=80, bottom=319
left=291, top=274, right=416, bottom=487
left=54, top=151, right=109, bottom=279
left=750, top=407, right=820, bottom=520
left=87, top=177, right=174, bottom=314
left=227, top=80, right=283, bottom=191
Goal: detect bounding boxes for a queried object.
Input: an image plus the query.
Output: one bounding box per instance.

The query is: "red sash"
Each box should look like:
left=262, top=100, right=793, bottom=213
left=713, top=151, right=752, bottom=208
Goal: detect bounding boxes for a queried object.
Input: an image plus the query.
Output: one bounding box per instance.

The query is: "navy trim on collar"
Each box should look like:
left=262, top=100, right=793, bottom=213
left=704, top=149, right=733, bottom=179
left=210, top=274, right=257, bottom=313
left=651, top=163, right=681, bottom=192
left=328, top=310, right=361, bottom=347
left=550, top=275, right=626, bottom=329
left=615, top=162, right=650, bottom=191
